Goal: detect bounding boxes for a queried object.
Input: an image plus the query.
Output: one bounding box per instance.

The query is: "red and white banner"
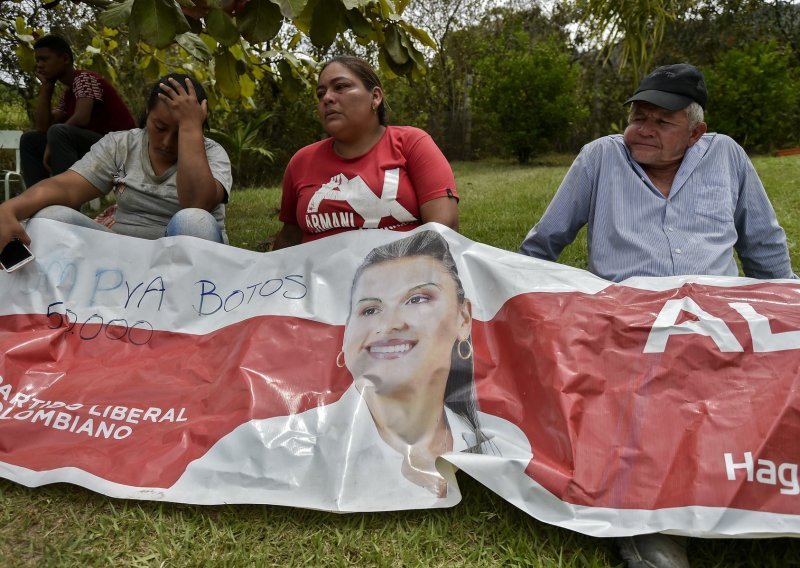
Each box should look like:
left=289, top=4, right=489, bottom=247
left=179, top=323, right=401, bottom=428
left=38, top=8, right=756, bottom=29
left=1, top=219, right=798, bottom=538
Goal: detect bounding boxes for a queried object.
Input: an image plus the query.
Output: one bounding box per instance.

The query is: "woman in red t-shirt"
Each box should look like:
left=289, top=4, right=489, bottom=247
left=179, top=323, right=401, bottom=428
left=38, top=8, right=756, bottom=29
left=273, top=56, right=458, bottom=249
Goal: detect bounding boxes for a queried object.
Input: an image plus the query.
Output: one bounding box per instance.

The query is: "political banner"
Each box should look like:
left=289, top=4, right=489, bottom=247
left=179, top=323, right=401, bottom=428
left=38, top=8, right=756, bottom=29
left=0, top=219, right=798, bottom=538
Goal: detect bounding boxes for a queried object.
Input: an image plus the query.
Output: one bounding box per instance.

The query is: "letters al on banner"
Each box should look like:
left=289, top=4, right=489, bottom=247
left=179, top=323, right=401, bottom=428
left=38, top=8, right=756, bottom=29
left=0, top=219, right=798, bottom=538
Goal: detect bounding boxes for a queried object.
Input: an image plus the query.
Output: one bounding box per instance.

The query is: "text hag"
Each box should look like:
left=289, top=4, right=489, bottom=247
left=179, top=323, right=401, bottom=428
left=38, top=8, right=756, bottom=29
left=725, top=452, right=799, bottom=495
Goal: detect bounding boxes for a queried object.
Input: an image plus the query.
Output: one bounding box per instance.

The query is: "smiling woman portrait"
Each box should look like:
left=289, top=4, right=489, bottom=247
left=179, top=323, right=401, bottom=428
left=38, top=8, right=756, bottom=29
left=272, top=55, right=459, bottom=249
left=339, top=230, right=489, bottom=496
left=0, top=73, right=232, bottom=253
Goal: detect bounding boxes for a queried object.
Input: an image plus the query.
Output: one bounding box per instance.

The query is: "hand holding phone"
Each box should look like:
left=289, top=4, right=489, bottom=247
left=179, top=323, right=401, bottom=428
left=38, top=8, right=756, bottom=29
left=0, top=239, right=35, bottom=272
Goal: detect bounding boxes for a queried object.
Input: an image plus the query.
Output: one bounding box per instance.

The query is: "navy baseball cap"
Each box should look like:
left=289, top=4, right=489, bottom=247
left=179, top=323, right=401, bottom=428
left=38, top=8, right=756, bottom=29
left=624, top=64, right=707, bottom=110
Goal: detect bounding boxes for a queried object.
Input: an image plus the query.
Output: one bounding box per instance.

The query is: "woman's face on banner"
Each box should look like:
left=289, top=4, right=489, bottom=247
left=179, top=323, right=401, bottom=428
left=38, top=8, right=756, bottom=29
left=343, top=256, right=471, bottom=396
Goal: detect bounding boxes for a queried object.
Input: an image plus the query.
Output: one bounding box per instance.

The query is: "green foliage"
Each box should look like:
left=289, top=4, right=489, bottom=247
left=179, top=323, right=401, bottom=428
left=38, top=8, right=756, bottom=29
left=208, top=111, right=276, bottom=186
left=706, top=40, right=800, bottom=152
left=0, top=86, right=27, bottom=129
left=657, top=0, right=796, bottom=68
left=6, top=0, right=800, bottom=166
left=237, top=0, right=283, bottom=44
left=308, top=0, right=347, bottom=48
left=257, top=86, right=321, bottom=184
left=214, top=48, right=242, bottom=99
left=473, top=41, right=587, bottom=163
left=130, top=0, right=191, bottom=49
left=206, top=7, right=240, bottom=47
left=576, top=0, right=682, bottom=84
left=573, top=55, right=635, bottom=142
left=387, top=4, right=573, bottom=161
left=1, top=0, right=435, bottom=111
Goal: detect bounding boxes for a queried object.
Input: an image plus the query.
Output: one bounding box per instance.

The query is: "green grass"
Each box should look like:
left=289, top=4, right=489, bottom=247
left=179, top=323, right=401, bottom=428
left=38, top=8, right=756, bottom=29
left=3, top=156, right=800, bottom=566
left=752, top=154, right=800, bottom=265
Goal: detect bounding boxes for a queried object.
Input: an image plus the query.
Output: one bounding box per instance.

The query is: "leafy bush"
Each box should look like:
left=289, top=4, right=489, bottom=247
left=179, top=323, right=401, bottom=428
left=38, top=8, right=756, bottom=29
left=0, top=99, right=27, bottom=131
left=706, top=41, right=800, bottom=152
left=473, top=40, right=587, bottom=163
left=250, top=84, right=322, bottom=186
left=209, top=111, right=275, bottom=186
left=208, top=77, right=321, bottom=187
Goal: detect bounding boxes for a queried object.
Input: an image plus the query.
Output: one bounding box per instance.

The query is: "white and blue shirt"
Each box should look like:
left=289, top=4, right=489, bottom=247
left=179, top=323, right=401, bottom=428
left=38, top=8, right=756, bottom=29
left=519, top=134, right=795, bottom=282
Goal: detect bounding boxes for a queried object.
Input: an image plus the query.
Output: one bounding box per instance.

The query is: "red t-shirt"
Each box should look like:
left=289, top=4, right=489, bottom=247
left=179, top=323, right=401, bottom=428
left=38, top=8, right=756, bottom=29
left=280, top=126, right=458, bottom=242
left=55, top=70, right=136, bottom=134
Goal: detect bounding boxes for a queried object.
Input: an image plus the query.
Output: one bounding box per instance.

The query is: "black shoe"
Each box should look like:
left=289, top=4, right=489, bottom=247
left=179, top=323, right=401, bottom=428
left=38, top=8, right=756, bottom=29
left=617, top=534, right=690, bottom=568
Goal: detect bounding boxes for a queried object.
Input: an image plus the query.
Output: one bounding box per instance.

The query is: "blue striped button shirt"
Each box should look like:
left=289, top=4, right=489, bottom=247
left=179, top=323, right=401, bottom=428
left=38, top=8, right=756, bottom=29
left=519, top=134, right=796, bottom=282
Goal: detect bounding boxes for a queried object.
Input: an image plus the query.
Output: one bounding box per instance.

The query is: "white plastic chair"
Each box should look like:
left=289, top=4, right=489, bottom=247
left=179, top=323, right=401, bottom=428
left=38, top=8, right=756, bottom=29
left=0, top=130, right=25, bottom=201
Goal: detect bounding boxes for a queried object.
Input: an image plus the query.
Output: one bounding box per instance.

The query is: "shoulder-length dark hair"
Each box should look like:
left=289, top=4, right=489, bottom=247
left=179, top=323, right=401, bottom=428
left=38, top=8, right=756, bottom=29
left=348, top=230, right=493, bottom=454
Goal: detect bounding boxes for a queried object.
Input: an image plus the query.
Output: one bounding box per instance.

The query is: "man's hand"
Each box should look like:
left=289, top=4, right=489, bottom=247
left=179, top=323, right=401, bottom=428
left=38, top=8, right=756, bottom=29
left=34, top=72, right=57, bottom=132
left=36, top=71, right=56, bottom=94
left=158, top=77, right=207, bottom=131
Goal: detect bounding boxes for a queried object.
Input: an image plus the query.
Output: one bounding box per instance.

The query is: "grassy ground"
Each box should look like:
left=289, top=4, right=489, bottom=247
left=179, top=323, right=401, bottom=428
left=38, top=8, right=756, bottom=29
left=2, top=156, right=800, bottom=566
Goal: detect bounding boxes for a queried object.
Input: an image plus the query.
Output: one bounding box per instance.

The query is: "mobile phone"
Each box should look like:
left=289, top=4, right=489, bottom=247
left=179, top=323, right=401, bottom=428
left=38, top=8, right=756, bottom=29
left=0, top=239, right=35, bottom=272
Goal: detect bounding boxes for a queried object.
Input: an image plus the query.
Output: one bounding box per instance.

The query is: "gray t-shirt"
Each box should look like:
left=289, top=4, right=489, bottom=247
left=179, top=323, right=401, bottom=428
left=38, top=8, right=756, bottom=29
left=70, top=128, right=232, bottom=241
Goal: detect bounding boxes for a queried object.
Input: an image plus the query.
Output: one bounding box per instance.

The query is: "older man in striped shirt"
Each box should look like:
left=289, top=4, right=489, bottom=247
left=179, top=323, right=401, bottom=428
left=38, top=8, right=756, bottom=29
left=519, top=64, right=795, bottom=283
left=520, top=64, right=796, bottom=568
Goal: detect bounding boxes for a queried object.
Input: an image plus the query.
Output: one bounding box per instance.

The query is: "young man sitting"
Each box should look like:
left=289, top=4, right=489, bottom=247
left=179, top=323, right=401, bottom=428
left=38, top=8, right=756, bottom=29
left=20, top=35, right=136, bottom=188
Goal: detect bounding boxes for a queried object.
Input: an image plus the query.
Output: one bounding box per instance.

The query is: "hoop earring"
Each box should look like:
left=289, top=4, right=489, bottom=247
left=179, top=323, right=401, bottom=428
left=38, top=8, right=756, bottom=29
left=457, top=339, right=472, bottom=360
left=336, top=351, right=346, bottom=368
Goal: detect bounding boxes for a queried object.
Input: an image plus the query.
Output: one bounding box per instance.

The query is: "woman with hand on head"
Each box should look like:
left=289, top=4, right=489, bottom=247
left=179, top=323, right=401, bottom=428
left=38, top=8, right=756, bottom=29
left=272, top=56, right=458, bottom=249
left=0, top=73, right=232, bottom=253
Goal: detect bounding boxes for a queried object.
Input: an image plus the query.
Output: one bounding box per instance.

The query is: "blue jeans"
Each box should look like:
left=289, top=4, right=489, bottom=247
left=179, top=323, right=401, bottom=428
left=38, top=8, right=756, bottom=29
left=34, top=206, right=225, bottom=243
